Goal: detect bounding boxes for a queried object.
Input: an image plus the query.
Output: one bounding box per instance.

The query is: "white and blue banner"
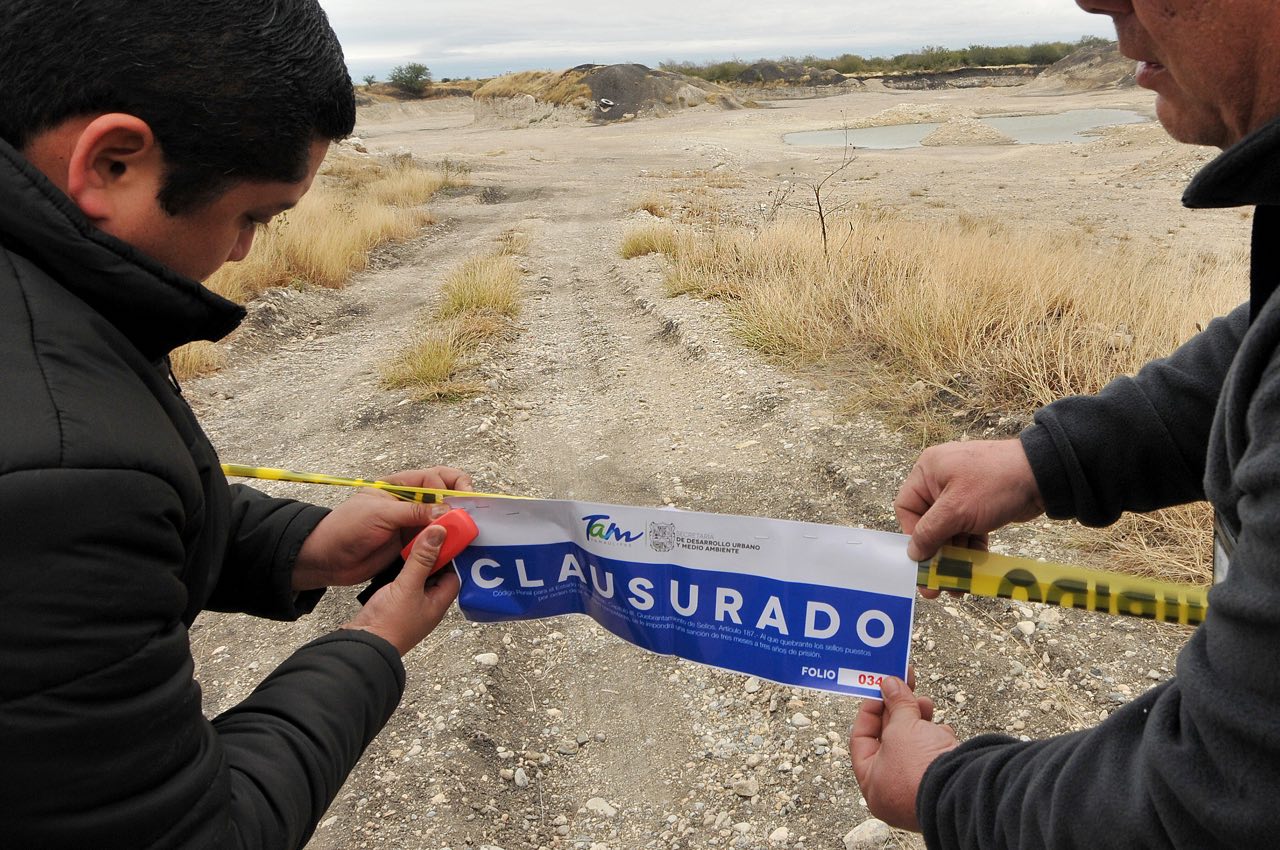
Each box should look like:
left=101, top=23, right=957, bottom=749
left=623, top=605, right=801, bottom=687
left=447, top=498, right=917, bottom=699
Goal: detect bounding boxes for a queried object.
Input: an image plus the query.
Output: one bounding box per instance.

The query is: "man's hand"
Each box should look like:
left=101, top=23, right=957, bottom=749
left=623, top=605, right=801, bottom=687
left=894, top=439, right=1046, bottom=597
left=851, top=676, right=958, bottom=832
left=292, top=467, right=473, bottom=591
left=341, top=524, right=460, bottom=656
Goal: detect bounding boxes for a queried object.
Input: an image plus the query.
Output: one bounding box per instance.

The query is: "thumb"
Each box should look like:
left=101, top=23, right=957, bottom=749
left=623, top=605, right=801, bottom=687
left=906, top=500, right=954, bottom=562
left=879, top=676, right=923, bottom=724
left=398, top=524, right=446, bottom=589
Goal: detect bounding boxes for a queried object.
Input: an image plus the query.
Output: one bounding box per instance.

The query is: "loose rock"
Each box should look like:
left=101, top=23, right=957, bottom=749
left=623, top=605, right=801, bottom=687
left=844, top=818, right=894, bottom=850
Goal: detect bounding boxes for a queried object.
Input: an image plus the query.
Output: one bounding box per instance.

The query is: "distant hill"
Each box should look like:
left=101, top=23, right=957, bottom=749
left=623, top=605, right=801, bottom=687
left=1028, top=42, right=1135, bottom=91
left=473, top=64, right=743, bottom=123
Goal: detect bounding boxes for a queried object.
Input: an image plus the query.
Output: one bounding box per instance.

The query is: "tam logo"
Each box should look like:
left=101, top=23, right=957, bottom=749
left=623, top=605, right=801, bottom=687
left=582, top=514, right=644, bottom=543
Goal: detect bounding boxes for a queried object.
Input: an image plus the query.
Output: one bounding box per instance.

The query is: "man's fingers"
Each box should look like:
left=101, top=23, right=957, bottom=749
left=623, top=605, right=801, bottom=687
left=423, top=570, right=461, bottom=611
left=893, top=469, right=930, bottom=536
left=918, top=696, right=936, bottom=722
left=849, top=698, right=886, bottom=781
left=906, top=497, right=958, bottom=563
left=383, top=466, right=474, bottom=493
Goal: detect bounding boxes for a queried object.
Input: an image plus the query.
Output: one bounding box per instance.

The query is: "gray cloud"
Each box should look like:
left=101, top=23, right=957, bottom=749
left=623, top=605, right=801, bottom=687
left=320, top=0, right=1115, bottom=80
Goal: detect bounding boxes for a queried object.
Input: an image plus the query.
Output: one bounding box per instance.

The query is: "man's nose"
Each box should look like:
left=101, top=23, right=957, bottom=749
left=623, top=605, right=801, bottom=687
left=227, top=227, right=255, bottom=263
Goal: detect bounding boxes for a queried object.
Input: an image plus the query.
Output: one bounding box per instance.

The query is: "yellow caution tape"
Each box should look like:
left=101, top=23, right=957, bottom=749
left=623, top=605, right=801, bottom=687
left=220, top=463, right=523, bottom=504
left=918, top=546, right=1208, bottom=626
left=223, top=463, right=1209, bottom=626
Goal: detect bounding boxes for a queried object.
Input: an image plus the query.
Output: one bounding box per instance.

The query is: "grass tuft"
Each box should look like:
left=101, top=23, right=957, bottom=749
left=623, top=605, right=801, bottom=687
left=382, top=250, right=526, bottom=400
left=439, top=255, right=523, bottom=318
left=631, top=195, right=671, bottom=217
left=620, top=224, right=683, bottom=259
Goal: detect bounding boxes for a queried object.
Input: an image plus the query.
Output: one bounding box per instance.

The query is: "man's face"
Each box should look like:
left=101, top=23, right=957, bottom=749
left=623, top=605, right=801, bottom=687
left=109, top=139, right=328, bottom=282
left=1076, top=0, right=1280, bottom=147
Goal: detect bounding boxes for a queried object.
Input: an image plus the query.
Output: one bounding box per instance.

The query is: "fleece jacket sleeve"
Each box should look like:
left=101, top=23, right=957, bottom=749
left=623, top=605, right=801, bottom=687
left=1020, top=302, right=1248, bottom=526
left=204, top=483, right=330, bottom=620
left=0, top=468, right=404, bottom=850
left=918, top=303, right=1280, bottom=848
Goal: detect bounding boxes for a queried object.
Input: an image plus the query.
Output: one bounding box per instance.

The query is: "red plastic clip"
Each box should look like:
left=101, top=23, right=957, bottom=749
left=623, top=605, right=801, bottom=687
left=401, top=508, right=479, bottom=565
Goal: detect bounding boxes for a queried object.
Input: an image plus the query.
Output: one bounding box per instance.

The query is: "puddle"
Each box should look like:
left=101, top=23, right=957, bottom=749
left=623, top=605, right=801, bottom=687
left=785, top=109, right=1148, bottom=149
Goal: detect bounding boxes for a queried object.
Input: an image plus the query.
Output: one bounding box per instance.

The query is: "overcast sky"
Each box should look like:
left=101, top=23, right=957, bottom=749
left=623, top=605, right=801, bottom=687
left=318, top=1, right=1117, bottom=81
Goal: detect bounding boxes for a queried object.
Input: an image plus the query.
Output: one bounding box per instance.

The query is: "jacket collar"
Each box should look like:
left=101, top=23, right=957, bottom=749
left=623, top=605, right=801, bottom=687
left=0, top=138, right=244, bottom=361
left=1184, top=114, right=1280, bottom=209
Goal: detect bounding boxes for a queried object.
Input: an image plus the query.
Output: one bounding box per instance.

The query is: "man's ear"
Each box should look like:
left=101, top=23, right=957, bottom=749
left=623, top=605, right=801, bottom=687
left=64, top=113, right=165, bottom=224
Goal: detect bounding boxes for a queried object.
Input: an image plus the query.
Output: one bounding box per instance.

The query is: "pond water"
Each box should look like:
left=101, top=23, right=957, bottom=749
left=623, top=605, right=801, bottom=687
left=784, top=109, right=1148, bottom=149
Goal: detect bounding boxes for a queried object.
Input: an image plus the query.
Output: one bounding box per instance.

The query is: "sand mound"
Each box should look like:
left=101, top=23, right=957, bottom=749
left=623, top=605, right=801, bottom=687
left=1027, top=43, right=1135, bottom=92
left=851, top=103, right=962, bottom=128
left=473, top=64, right=742, bottom=125
left=921, top=117, right=1015, bottom=147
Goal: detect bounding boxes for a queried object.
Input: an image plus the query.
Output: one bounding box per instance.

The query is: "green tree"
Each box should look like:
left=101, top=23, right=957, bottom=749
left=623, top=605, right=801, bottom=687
left=362, top=74, right=377, bottom=87
left=389, top=62, right=432, bottom=96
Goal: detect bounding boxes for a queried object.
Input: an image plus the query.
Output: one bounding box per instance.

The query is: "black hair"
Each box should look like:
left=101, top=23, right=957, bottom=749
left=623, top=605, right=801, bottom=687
left=0, top=1, right=355, bottom=213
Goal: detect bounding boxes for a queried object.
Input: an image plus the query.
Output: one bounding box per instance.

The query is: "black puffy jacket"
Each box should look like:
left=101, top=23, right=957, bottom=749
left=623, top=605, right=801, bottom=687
left=0, top=139, right=405, bottom=849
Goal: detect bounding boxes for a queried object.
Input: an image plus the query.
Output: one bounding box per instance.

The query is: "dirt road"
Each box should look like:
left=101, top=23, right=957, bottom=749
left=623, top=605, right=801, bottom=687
left=188, top=86, right=1238, bottom=849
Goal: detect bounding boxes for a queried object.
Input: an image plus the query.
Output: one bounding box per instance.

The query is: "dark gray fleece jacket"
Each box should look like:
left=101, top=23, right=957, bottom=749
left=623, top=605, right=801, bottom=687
left=917, top=118, right=1280, bottom=848
left=0, top=139, right=405, bottom=849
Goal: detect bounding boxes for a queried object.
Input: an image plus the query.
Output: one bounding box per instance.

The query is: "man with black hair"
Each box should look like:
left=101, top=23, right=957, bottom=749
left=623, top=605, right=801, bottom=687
left=0, top=3, right=466, bottom=847
left=852, top=0, right=1280, bottom=847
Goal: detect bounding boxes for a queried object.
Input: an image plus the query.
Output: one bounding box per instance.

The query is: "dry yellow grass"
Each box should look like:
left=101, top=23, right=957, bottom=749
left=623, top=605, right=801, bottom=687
left=438, top=255, right=523, bottom=318
left=382, top=253, right=525, bottom=399
left=169, top=341, right=225, bottom=380
left=1072, top=503, right=1214, bottom=585
left=659, top=211, right=1244, bottom=411
left=204, top=153, right=461, bottom=301
left=630, top=194, right=671, bottom=217
left=381, top=316, right=495, bottom=400
left=472, top=70, right=592, bottom=107
left=172, top=153, right=463, bottom=380
left=641, top=209, right=1246, bottom=583
left=620, top=224, right=683, bottom=259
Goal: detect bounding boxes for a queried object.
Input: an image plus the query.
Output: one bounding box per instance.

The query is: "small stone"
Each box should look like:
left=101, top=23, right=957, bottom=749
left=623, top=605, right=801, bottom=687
left=744, top=677, right=762, bottom=694
left=844, top=818, right=893, bottom=850
left=790, top=713, right=812, bottom=728
left=733, top=822, right=753, bottom=834
left=733, top=777, right=760, bottom=798
left=474, top=653, right=500, bottom=666
left=769, top=826, right=790, bottom=844
left=557, top=740, right=580, bottom=756
left=585, top=797, right=618, bottom=818
left=514, top=768, right=530, bottom=788
left=1147, top=669, right=1162, bottom=680
left=1015, top=621, right=1036, bottom=637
